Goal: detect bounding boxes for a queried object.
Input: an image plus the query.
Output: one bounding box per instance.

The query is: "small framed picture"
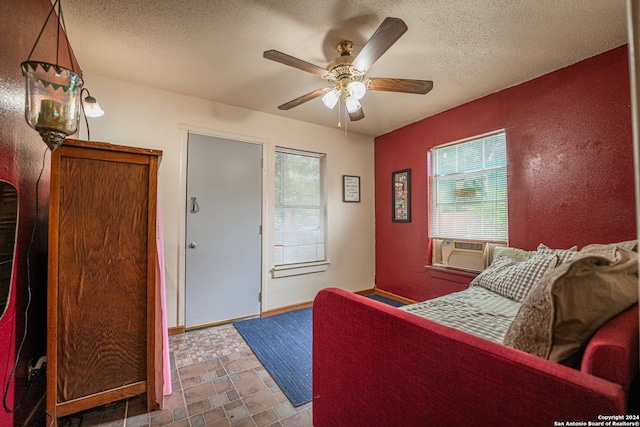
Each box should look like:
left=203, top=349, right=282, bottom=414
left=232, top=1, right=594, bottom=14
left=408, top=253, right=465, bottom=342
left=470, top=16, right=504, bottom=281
left=392, top=169, right=411, bottom=222
left=343, top=175, right=361, bottom=202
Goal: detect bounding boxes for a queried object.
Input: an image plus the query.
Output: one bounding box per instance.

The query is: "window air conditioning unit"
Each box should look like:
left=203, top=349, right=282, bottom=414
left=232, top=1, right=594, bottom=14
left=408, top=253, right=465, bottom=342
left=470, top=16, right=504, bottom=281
left=432, top=239, right=505, bottom=273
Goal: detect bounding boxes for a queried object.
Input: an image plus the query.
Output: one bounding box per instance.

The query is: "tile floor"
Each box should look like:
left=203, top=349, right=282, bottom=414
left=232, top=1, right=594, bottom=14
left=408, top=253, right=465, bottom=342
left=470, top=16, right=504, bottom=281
left=56, top=323, right=312, bottom=427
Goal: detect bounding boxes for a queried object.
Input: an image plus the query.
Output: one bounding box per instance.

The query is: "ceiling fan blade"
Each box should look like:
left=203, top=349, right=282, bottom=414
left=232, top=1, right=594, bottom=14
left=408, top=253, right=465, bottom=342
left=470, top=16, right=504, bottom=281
left=278, top=88, right=331, bottom=110
left=264, top=50, right=329, bottom=77
left=351, top=17, right=408, bottom=73
left=366, top=78, right=434, bottom=94
left=349, top=107, right=365, bottom=122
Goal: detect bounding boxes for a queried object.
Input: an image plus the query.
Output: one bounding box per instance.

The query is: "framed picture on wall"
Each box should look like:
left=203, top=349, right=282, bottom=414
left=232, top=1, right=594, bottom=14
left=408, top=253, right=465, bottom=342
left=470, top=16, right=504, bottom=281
left=343, top=175, right=361, bottom=202
left=392, top=169, right=411, bottom=222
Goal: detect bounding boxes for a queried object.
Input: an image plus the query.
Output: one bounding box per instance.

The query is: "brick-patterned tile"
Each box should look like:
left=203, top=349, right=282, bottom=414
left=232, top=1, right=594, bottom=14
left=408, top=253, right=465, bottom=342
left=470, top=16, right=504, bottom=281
left=57, top=321, right=312, bottom=426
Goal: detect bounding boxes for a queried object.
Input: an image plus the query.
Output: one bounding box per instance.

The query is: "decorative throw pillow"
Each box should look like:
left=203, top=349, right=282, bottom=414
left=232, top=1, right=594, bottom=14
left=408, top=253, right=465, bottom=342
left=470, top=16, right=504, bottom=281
left=470, top=253, right=557, bottom=302
left=503, top=245, right=639, bottom=363
left=493, top=246, right=536, bottom=262
left=536, top=244, right=578, bottom=264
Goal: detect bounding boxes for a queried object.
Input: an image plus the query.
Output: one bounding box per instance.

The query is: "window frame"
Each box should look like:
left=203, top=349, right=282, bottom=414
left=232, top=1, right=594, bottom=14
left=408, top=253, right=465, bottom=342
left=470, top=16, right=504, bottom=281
left=273, top=147, right=327, bottom=271
left=428, top=130, right=508, bottom=244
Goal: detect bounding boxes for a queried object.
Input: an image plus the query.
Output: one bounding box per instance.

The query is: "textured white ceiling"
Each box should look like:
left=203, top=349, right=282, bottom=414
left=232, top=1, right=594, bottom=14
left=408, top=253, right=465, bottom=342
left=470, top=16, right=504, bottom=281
left=57, top=0, right=628, bottom=137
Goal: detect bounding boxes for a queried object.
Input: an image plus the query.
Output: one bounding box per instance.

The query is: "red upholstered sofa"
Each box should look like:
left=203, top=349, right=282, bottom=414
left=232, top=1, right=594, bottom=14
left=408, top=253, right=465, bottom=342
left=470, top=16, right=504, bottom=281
left=312, top=288, right=639, bottom=427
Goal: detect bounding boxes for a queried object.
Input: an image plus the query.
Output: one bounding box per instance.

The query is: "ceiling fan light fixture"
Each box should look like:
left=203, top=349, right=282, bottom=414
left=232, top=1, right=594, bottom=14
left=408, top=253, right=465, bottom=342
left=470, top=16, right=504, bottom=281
left=347, top=81, right=366, bottom=100
left=321, top=89, right=340, bottom=109
left=265, top=18, right=432, bottom=124
left=345, top=96, right=361, bottom=113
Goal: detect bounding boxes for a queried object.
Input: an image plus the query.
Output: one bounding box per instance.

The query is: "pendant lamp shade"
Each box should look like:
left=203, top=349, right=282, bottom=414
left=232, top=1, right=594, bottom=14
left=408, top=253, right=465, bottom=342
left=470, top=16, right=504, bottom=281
left=21, top=61, right=84, bottom=151
left=20, top=0, right=88, bottom=151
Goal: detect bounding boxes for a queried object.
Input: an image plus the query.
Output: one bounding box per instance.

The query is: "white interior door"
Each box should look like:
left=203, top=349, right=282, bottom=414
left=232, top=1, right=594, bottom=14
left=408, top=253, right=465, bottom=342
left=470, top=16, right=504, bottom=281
left=185, top=133, right=262, bottom=328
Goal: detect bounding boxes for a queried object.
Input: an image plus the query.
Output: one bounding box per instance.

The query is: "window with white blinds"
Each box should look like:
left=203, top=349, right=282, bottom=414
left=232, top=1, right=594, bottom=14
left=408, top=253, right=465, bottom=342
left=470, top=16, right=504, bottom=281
left=430, top=131, right=507, bottom=242
left=274, top=148, right=326, bottom=266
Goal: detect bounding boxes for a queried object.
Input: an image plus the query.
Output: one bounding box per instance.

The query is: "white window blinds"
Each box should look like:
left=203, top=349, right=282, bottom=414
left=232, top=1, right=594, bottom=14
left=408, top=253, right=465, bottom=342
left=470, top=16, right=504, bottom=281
left=274, top=148, right=326, bottom=265
left=430, top=131, right=507, bottom=242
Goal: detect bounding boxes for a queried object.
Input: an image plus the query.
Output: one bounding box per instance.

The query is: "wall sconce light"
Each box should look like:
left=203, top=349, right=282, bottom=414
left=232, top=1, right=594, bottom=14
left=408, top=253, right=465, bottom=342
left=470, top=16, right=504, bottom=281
left=80, top=88, right=104, bottom=141
left=81, top=89, right=104, bottom=118
left=21, top=0, right=84, bottom=151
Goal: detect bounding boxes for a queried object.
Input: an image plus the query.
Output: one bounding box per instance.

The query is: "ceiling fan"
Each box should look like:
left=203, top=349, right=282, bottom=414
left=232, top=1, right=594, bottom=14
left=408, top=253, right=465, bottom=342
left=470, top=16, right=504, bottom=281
left=264, top=17, right=433, bottom=122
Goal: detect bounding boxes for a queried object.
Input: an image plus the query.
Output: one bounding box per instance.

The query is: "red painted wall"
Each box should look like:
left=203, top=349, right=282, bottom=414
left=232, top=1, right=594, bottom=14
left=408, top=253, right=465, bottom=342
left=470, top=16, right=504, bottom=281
left=0, top=1, right=80, bottom=425
left=375, top=46, right=635, bottom=302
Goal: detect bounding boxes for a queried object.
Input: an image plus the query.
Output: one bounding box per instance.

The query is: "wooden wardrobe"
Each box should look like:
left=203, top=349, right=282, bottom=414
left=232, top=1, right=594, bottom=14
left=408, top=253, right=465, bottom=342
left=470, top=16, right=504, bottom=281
left=46, top=139, right=163, bottom=423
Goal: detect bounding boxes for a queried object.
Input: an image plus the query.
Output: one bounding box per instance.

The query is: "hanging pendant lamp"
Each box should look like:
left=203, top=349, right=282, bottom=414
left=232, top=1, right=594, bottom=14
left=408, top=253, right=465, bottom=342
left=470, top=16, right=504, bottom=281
left=21, top=0, right=84, bottom=151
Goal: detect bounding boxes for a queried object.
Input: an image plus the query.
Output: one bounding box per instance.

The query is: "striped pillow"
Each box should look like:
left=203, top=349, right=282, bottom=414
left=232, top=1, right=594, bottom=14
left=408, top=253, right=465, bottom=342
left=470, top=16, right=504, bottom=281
left=470, top=253, right=558, bottom=302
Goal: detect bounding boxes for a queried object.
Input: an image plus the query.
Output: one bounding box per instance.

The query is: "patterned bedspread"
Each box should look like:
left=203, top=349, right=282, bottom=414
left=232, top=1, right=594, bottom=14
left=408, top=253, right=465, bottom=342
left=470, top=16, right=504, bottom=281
left=399, top=287, right=520, bottom=344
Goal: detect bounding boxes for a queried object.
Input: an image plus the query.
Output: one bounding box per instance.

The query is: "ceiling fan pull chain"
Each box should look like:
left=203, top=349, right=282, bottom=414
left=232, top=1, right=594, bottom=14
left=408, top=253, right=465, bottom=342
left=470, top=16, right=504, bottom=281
left=344, top=107, right=348, bottom=135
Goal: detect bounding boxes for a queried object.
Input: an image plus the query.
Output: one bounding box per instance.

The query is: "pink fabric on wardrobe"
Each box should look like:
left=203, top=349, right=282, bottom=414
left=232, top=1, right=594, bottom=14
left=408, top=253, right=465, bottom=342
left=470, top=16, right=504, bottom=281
left=157, top=197, right=172, bottom=397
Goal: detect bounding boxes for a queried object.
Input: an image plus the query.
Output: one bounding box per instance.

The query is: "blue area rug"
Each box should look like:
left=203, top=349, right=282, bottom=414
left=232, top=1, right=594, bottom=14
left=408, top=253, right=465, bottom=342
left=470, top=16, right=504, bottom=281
left=233, top=308, right=312, bottom=406
left=365, top=293, right=407, bottom=307
left=232, top=294, right=405, bottom=406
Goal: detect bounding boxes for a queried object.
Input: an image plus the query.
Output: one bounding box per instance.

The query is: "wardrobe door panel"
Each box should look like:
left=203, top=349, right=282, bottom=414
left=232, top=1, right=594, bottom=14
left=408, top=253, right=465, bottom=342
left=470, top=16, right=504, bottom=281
left=56, top=155, right=149, bottom=401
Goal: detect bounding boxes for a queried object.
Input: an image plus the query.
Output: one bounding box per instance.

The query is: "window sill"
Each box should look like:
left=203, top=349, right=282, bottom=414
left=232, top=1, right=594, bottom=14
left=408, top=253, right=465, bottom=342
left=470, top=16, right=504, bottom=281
left=271, top=261, right=331, bottom=278
left=424, top=264, right=478, bottom=285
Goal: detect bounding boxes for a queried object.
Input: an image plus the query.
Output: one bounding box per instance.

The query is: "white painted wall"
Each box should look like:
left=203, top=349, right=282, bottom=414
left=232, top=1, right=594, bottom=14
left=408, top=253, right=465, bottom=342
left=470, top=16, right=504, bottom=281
left=79, top=74, right=376, bottom=328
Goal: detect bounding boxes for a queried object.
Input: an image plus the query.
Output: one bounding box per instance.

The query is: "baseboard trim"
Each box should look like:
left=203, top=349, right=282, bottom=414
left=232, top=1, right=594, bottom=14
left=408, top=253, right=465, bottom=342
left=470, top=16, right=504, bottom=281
left=262, top=301, right=313, bottom=317
left=167, top=288, right=414, bottom=335
left=168, top=326, right=185, bottom=336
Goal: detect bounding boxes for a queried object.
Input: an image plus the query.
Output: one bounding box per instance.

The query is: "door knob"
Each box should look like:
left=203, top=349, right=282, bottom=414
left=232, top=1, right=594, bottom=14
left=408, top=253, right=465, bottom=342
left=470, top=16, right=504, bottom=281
left=188, top=242, right=197, bottom=249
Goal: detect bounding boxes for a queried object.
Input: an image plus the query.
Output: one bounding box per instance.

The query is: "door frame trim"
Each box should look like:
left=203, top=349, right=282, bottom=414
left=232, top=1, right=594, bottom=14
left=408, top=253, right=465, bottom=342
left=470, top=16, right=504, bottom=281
left=177, top=124, right=269, bottom=328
